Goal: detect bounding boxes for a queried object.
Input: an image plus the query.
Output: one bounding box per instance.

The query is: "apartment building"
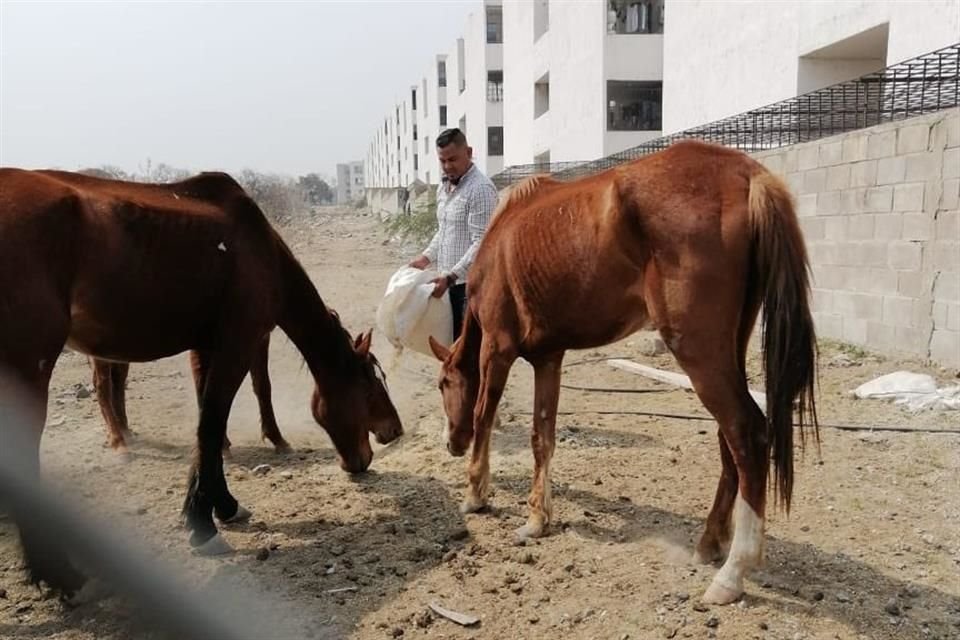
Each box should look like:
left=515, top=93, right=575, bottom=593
left=335, top=161, right=364, bottom=204
left=502, top=0, right=665, bottom=168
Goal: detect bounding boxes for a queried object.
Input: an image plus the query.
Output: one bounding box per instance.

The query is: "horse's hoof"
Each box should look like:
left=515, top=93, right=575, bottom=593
left=219, top=504, right=252, bottom=524
left=514, top=521, right=546, bottom=541
left=191, top=533, right=235, bottom=556
left=459, top=496, right=487, bottom=515
left=273, top=442, right=294, bottom=455
left=701, top=580, right=743, bottom=605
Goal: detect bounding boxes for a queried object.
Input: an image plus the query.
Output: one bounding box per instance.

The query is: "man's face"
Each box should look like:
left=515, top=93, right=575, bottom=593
left=438, top=142, right=472, bottom=181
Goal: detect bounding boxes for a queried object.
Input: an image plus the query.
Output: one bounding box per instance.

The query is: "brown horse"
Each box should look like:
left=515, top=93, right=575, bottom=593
left=90, top=332, right=293, bottom=458
left=0, top=167, right=403, bottom=597
left=428, top=140, right=818, bottom=605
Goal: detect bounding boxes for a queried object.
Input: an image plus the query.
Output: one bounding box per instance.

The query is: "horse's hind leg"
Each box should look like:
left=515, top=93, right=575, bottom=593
left=667, top=334, right=768, bottom=604
left=190, top=349, right=233, bottom=455
left=694, top=432, right=737, bottom=563
left=93, top=360, right=132, bottom=458
left=249, top=334, right=291, bottom=454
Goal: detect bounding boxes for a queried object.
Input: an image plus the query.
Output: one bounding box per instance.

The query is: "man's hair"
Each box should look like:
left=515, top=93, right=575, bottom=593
left=436, top=128, right=467, bottom=148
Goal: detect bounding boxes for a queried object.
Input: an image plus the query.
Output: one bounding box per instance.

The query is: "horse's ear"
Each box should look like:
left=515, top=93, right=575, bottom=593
left=355, top=330, right=373, bottom=356
left=428, top=336, right=450, bottom=362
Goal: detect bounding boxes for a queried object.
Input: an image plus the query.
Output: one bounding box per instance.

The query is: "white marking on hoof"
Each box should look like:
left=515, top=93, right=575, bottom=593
left=191, top=532, right=234, bottom=556
left=515, top=520, right=546, bottom=541
left=219, top=504, right=252, bottom=524
left=459, top=495, right=487, bottom=514
left=702, top=579, right=743, bottom=605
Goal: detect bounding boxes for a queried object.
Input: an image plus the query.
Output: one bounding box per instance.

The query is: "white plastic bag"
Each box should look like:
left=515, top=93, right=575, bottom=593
left=375, top=266, right=454, bottom=358
left=851, top=371, right=960, bottom=412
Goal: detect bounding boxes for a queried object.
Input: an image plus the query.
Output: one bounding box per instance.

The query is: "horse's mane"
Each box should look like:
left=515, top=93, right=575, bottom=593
left=493, top=174, right=556, bottom=218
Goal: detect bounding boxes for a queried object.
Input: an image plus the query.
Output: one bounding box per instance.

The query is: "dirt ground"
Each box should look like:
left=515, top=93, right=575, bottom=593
left=1, top=208, right=958, bottom=640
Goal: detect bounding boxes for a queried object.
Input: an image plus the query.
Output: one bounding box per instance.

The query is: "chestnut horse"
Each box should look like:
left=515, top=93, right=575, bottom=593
left=90, top=332, right=293, bottom=458
left=0, top=168, right=403, bottom=597
left=429, top=140, right=818, bottom=605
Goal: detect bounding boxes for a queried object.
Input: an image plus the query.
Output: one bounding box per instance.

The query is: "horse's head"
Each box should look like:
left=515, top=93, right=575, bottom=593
left=429, top=336, right=479, bottom=457
left=311, top=329, right=403, bottom=473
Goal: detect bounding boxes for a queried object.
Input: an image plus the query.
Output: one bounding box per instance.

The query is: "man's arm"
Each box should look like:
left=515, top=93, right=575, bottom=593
left=449, top=182, right=498, bottom=282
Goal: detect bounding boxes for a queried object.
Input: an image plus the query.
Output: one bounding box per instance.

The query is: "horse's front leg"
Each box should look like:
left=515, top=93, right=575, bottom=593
left=182, top=350, right=252, bottom=555
left=516, top=353, right=563, bottom=540
left=461, top=339, right=514, bottom=515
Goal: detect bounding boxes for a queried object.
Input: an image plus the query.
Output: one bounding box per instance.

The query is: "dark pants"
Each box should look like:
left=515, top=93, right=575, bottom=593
left=449, top=283, right=468, bottom=341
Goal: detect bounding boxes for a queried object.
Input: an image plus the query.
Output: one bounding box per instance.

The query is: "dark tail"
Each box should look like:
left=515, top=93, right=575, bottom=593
left=747, top=170, right=820, bottom=512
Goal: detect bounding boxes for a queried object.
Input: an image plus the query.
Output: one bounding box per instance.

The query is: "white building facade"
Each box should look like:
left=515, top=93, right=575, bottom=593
left=662, top=0, right=960, bottom=134
left=503, top=0, right=665, bottom=168
left=335, top=161, right=364, bottom=204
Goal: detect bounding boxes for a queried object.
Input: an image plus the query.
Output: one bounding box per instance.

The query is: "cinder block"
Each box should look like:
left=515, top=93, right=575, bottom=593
left=804, top=168, right=828, bottom=194
left=896, top=123, right=931, bottom=154
left=760, top=153, right=784, bottom=176
left=850, top=160, right=878, bottom=187
left=787, top=172, right=804, bottom=195
left=842, top=318, right=868, bottom=344
left=800, top=216, right=826, bottom=241
left=929, top=329, right=959, bottom=366
left=798, top=145, right=820, bottom=171
left=848, top=214, right=875, bottom=240
left=797, top=192, right=818, bottom=217
left=834, top=292, right=883, bottom=320
left=866, top=321, right=897, bottom=350
left=811, top=288, right=833, bottom=312
left=931, top=243, right=960, bottom=273
left=842, top=188, right=867, bottom=214
left=842, top=135, right=869, bottom=163
left=936, top=210, right=959, bottom=240
left=817, top=190, right=842, bottom=215
left=874, top=213, right=903, bottom=240
left=864, top=268, right=899, bottom=295
left=883, top=296, right=915, bottom=327
left=894, top=325, right=929, bottom=355
left=824, top=164, right=849, bottom=191
left=877, top=157, right=907, bottom=185
left=933, top=301, right=950, bottom=327
left=783, top=149, right=799, bottom=173
left=867, top=130, right=897, bottom=159
left=934, top=267, right=960, bottom=301
left=819, top=141, right=843, bottom=167
left=898, top=270, right=925, bottom=298
left=813, top=312, right=843, bottom=340
left=859, top=241, right=889, bottom=268
left=942, top=179, right=960, bottom=210
left=904, top=152, right=940, bottom=182
left=948, top=303, right=960, bottom=332
left=946, top=112, right=960, bottom=149
left=824, top=217, right=847, bottom=241
left=945, top=147, right=960, bottom=180
left=888, top=242, right=922, bottom=270
left=865, top=186, right=893, bottom=213
left=811, top=264, right=845, bottom=289
left=892, top=183, right=925, bottom=212
left=901, top=213, right=933, bottom=241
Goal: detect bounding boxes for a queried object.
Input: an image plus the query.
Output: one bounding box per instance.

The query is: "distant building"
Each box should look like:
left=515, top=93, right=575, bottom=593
left=336, top=161, right=364, bottom=204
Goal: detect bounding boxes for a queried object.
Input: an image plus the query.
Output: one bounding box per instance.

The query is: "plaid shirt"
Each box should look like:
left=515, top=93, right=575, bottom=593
left=422, top=163, right=498, bottom=282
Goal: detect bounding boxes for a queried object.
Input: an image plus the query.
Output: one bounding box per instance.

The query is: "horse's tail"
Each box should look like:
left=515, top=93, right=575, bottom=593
left=747, top=170, right=820, bottom=512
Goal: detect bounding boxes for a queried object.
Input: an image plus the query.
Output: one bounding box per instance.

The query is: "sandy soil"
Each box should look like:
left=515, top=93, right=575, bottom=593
left=1, top=208, right=958, bottom=640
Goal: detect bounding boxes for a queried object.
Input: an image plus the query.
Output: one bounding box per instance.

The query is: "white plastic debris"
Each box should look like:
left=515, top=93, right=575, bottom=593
left=852, top=371, right=960, bottom=412
left=375, top=266, right=454, bottom=360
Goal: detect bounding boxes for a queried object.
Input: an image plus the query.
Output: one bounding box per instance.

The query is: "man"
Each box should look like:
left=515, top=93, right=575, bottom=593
left=409, top=128, right=498, bottom=341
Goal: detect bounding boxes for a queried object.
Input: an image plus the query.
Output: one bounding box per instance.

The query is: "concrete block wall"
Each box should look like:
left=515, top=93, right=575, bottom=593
left=752, top=108, right=960, bottom=367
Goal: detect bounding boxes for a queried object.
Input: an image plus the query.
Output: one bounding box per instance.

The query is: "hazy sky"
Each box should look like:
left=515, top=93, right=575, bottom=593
left=0, top=1, right=475, bottom=179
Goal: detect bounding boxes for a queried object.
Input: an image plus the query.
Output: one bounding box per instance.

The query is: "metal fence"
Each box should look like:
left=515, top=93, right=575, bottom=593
left=491, top=42, right=960, bottom=189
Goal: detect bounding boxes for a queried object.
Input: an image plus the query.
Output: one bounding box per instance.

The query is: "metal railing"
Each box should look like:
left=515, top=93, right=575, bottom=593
left=491, top=42, right=959, bottom=189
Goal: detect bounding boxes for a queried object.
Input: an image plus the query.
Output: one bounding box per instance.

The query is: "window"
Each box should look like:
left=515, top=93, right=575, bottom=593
left=486, top=5, right=503, bottom=43
left=487, top=126, right=503, bottom=156
left=457, top=38, right=466, bottom=93
left=608, top=0, right=665, bottom=34
left=411, top=88, right=417, bottom=111
left=607, top=81, right=662, bottom=131
left=487, top=70, right=503, bottom=102
left=534, top=0, right=549, bottom=41
left=413, top=124, right=418, bottom=141
left=422, top=78, right=428, bottom=116
left=424, top=135, right=430, bottom=153
left=458, top=115, right=466, bottom=135
left=414, top=154, right=419, bottom=171
left=534, top=73, right=550, bottom=118
left=438, top=60, right=447, bottom=87
left=439, top=105, right=447, bottom=127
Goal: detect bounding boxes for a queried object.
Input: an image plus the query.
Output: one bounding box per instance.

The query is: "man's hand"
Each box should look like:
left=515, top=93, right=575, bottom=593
left=430, top=274, right=455, bottom=298
left=408, top=255, right=430, bottom=270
